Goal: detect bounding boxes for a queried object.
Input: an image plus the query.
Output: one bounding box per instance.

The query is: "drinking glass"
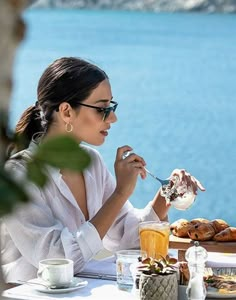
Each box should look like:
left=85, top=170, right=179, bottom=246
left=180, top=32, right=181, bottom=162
left=116, top=249, right=146, bottom=292
left=139, top=221, right=170, bottom=259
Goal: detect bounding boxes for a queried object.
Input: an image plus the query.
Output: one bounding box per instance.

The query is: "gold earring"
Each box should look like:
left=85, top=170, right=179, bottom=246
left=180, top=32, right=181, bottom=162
left=65, top=123, right=73, bottom=132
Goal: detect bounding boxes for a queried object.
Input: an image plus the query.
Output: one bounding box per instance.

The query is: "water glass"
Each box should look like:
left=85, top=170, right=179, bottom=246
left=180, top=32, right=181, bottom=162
left=116, top=249, right=146, bottom=292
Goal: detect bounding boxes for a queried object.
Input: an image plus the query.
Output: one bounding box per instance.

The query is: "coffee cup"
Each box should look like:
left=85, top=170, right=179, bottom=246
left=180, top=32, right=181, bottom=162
left=37, top=258, right=74, bottom=288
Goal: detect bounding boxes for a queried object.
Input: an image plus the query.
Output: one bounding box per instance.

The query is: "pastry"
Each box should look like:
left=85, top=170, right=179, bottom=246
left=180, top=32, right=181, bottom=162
left=170, top=219, right=193, bottom=238
left=213, top=227, right=236, bottom=242
left=171, top=217, right=234, bottom=242
left=210, top=219, right=229, bottom=234
left=170, top=219, right=188, bottom=230
left=190, top=218, right=209, bottom=225
left=188, top=223, right=215, bottom=241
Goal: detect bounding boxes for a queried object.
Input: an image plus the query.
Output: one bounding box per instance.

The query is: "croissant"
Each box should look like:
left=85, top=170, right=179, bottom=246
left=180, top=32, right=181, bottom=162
left=188, top=223, right=215, bottom=241
left=171, top=218, right=232, bottom=242
left=190, top=218, right=209, bottom=225
left=210, top=219, right=229, bottom=234
left=213, top=227, right=236, bottom=242
left=170, top=219, right=193, bottom=238
left=188, top=219, right=230, bottom=241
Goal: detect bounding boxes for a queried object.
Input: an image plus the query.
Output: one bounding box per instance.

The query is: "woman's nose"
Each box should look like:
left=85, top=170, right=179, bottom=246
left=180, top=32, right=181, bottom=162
left=106, top=111, right=117, bottom=123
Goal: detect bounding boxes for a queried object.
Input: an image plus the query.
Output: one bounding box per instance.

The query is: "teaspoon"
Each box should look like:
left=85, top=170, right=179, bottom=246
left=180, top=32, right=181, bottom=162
left=122, top=151, right=169, bottom=186
left=16, top=280, right=60, bottom=289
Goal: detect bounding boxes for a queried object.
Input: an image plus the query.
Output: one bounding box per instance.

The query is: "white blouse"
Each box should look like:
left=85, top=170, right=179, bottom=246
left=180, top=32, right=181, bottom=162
left=1, top=141, right=160, bottom=282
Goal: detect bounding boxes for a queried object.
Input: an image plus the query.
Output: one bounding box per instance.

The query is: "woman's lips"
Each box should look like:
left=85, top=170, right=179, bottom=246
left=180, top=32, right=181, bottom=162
left=100, top=130, right=108, bottom=136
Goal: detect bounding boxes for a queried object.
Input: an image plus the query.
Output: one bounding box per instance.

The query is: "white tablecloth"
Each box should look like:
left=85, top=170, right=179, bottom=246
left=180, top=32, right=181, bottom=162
left=3, top=278, right=137, bottom=300
left=3, top=253, right=236, bottom=300
left=3, top=279, right=229, bottom=300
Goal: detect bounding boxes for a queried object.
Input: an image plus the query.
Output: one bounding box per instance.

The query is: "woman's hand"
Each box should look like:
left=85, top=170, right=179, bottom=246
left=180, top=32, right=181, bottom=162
left=152, top=169, right=205, bottom=220
left=114, top=145, right=146, bottom=198
left=91, top=146, right=146, bottom=239
left=170, top=168, right=205, bottom=195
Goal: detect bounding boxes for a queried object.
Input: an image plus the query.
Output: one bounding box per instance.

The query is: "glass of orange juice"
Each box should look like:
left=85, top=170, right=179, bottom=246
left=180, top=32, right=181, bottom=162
left=139, top=221, right=170, bottom=259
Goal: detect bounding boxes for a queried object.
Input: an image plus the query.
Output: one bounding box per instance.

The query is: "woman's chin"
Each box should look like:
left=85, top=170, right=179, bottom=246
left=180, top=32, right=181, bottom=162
left=85, top=138, right=105, bottom=146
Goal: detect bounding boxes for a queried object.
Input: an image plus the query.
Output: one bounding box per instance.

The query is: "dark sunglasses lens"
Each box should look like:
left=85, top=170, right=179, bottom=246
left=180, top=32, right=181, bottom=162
left=103, top=108, right=111, bottom=121
left=103, top=103, right=117, bottom=121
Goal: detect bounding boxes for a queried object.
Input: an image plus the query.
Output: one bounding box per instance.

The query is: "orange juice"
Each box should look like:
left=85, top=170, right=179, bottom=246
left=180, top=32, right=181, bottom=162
left=139, top=221, right=170, bottom=259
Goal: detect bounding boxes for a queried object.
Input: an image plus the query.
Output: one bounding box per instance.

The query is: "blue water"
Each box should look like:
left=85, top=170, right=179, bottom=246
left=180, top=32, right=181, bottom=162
left=11, top=9, right=236, bottom=226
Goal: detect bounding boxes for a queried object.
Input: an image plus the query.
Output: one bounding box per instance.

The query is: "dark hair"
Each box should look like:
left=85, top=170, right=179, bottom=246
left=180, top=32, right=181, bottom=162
left=15, top=57, right=108, bottom=149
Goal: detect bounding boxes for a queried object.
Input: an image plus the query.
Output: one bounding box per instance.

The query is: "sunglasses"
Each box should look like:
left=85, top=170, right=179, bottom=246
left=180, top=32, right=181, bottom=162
left=77, top=100, right=118, bottom=121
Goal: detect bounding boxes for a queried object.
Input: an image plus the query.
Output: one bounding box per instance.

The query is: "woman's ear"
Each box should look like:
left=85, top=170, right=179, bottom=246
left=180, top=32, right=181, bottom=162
left=58, top=102, right=73, bottom=122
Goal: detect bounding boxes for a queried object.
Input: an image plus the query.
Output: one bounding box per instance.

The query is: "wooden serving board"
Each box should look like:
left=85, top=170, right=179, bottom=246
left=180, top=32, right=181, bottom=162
left=169, top=235, right=236, bottom=261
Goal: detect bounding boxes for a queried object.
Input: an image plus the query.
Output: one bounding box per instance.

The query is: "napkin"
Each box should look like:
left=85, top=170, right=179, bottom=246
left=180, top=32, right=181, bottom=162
left=76, top=255, right=117, bottom=280
left=206, top=252, right=236, bottom=268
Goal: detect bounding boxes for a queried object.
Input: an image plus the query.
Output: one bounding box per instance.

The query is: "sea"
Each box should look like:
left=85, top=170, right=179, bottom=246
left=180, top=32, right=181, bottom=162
left=10, top=8, right=236, bottom=226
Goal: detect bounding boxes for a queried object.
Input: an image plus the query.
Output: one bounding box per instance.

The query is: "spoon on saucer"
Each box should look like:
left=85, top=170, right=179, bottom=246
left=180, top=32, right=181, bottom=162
left=16, top=280, right=62, bottom=290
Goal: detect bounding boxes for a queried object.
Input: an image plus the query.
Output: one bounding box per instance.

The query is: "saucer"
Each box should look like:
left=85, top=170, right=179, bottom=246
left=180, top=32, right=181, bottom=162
left=28, top=277, right=88, bottom=294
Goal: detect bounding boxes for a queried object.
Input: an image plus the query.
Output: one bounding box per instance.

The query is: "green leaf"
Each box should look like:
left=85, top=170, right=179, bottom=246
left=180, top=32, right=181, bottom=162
left=26, top=161, right=48, bottom=187
left=33, top=135, right=91, bottom=171
left=0, top=167, right=29, bottom=216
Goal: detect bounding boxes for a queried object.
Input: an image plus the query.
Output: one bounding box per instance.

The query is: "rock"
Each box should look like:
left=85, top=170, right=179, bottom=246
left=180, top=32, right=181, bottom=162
left=30, top=0, right=236, bottom=13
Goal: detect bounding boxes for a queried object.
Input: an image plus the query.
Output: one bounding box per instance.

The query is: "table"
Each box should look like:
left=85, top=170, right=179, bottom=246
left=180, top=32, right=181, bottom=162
left=2, top=252, right=236, bottom=300
left=169, top=235, right=236, bottom=261
left=3, top=278, right=136, bottom=300
left=2, top=277, right=229, bottom=300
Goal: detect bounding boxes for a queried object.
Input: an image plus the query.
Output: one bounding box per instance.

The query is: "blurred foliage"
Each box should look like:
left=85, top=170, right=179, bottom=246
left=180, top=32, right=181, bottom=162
left=0, top=167, right=29, bottom=216
left=0, top=115, right=91, bottom=216
left=26, top=135, right=91, bottom=187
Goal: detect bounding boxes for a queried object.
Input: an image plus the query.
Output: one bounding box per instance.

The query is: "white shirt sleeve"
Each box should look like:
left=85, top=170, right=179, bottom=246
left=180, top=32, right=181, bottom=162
left=103, top=201, right=160, bottom=251
left=74, top=221, right=103, bottom=261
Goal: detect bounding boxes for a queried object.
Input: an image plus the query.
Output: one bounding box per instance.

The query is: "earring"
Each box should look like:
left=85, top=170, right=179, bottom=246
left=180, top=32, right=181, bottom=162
left=65, top=123, right=73, bottom=133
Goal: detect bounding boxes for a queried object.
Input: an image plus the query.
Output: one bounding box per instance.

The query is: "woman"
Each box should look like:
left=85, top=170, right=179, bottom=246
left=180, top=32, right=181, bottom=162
left=1, top=57, right=204, bottom=282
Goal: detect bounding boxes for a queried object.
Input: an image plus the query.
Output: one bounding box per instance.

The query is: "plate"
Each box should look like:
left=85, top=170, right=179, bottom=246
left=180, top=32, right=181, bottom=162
left=28, top=277, right=88, bottom=294
left=207, top=287, right=236, bottom=299
left=207, top=267, right=236, bottom=298
left=178, top=285, right=236, bottom=299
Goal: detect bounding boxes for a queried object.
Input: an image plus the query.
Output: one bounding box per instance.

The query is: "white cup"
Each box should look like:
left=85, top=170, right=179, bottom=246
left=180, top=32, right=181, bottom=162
left=37, top=258, right=74, bottom=288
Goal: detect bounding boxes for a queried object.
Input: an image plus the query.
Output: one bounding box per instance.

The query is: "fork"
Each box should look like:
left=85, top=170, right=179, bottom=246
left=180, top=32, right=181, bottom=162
left=122, top=151, right=169, bottom=186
